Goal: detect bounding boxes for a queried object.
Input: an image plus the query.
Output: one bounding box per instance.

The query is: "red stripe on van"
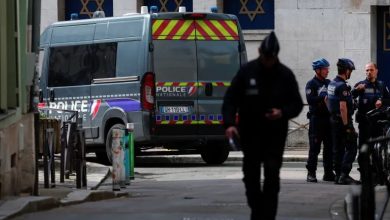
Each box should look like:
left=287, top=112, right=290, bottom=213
left=203, top=20, right=226, bottom=40
left=166, top=20, right=185, bottom=40
left=195, top=23, right=211, bottom=40
left=219, top=20, right=239, bottom=40
left=181, top=23, right=195, bottom=40
left=153, top=20, right=171, bottom=38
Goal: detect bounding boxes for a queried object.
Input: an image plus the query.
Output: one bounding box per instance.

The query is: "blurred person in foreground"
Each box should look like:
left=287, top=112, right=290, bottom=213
left=222, top=31, right=303, bottom=220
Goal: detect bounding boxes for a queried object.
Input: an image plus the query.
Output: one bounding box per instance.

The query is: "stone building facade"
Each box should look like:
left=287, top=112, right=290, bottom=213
left=39, top=0, right=390, bottom=146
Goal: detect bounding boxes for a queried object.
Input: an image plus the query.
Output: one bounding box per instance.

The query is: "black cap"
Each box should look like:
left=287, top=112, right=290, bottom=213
left=260, top=31, right=279, bottom=57
left=337, top=58, right=355, bottom=70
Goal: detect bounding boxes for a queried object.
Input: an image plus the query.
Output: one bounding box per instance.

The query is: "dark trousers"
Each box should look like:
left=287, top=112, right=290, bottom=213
left=358, top=120, right=371, bottom=147
left=241, top=138, right=285, bottom=220
left=306, top=116, right=333, bottom=173
left=330, top=118, right=358, bottom=176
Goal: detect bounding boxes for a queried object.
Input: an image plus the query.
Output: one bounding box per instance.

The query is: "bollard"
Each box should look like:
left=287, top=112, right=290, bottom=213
left=123, top=128, right=130, bottom=185
left=127, top=123, right=135, bottom=180
left=43, top=128, right=55, bottom=188
left=112, top=129, right=126, bottom=191
left=359, top=144, right=375, bottom=220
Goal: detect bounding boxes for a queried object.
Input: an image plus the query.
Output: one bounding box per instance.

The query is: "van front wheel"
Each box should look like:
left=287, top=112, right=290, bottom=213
left=200, top=143, right=229, bottom=165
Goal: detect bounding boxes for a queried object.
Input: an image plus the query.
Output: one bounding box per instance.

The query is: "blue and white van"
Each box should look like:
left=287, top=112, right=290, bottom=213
left=39, top=8, right=247, bottom=164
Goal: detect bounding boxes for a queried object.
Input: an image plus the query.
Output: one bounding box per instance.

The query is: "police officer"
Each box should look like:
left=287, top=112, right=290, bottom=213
left=352, top=62, right=390, bottom=146
left=222, top=32, right=303, bottom=220
left=305, top=58, right=335, bottom=183
left=327, top=58, right=359, bottom=185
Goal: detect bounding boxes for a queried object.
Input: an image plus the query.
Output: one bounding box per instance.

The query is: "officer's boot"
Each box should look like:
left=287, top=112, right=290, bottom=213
left=307, top=171, right=317, bottom=183
left=336, top=173, right=360, bottom=185
left=323, top=171, right=336, bottom=182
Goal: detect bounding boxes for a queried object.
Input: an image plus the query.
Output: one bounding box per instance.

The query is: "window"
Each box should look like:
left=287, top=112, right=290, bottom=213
left=64, top=0, right=113, bottom=20
left=223, top=0, right=274, bottom=30
left=48, top=43, right=117, bottom=87
left=48, top=44, right=92, bottom=87
left=91, top=42, right=117, bottom=79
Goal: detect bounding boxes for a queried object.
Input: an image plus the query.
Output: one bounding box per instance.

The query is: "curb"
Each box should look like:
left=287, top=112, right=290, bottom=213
left=136, top=154, right=311, bottom=164
left=0, top=190, right=129, bottom=220
left=0, top=196, right=59, bottom=220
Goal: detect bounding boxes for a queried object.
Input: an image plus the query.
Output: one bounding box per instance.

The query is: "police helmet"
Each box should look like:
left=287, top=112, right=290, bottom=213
left=260, top=31, right=280, bottom=57
left=337, top=58, right=355, bottom=70
left=312, top=58, right=330, bottom=70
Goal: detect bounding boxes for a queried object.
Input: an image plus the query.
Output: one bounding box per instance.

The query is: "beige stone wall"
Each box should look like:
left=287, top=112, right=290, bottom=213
left=0, top=113, right=35, bottom=198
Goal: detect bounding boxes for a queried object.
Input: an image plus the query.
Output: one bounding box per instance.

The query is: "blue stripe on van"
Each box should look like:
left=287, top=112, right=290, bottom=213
left=106, top=99, right=141, bottom=112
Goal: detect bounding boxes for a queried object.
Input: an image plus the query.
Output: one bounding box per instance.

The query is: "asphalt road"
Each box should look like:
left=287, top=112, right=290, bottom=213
left=13, top=161, right=361, bottom=220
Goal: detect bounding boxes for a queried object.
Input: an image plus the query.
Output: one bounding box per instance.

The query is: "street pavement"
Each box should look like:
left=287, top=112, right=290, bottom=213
left=0, top=147, right=389, bottom=219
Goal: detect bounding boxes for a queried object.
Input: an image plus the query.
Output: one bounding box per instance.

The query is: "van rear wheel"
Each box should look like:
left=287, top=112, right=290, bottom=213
left=200, top=143, right=229, bottom=165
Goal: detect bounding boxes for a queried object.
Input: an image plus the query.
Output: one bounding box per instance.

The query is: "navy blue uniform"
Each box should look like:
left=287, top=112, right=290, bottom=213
left=352, top=79, right=389, bottom=146
left=305, top=77, right=333, bottom=174
left=222, top=58, right=303, bottom=219
left=327, top=76, right=357, bottom=176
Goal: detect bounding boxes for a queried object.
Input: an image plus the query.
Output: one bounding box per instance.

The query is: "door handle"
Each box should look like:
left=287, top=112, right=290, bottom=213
left=39, top=89, right=43, bottom=103
left=205, top=83, right=213, bottom=96
left=49, top=89, right=55, bottom=102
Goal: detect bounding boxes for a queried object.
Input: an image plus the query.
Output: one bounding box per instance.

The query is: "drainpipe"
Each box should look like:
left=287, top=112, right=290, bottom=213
left=28, top=0, right=41, bottom=196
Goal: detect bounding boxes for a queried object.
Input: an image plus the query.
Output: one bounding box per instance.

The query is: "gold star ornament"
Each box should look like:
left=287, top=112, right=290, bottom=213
left=239, top=0, right=265, bottom=21
left=80, top=0, right=105, bottom=18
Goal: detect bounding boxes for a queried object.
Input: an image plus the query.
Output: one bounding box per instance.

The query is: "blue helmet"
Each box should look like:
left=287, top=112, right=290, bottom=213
left=312, top=58, right=330, bottom=70
left=337, top=58, right=355, bottom=70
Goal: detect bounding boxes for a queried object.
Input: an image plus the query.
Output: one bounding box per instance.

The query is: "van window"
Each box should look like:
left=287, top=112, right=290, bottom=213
left=154, top=41, right=197, bottom=81
left=48, top=43, right=117, bottom=87
left=91, top=42, right=117, bottom=79
left=48, top=44, right=92, bottom=87
left=197, top=41, right=240, bottom=80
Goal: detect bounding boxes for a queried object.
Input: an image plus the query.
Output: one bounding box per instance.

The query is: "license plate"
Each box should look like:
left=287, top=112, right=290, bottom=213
left=160, top=106, right=190, bottom=114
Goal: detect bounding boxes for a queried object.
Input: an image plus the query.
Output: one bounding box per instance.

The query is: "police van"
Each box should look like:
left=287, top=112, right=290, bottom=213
left=38, top=7, right=247, bottom=164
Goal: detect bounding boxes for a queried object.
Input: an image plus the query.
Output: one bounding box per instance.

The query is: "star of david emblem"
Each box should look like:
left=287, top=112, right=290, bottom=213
left=80, top=0, right=105, bottom=18
left=239, top=0, right=265, bottom=21
left=159, top=0, right=183, bottom=12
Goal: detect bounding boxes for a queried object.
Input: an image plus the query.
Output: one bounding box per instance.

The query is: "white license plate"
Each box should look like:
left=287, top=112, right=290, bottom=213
left=160, top=106, right=190, bottom=114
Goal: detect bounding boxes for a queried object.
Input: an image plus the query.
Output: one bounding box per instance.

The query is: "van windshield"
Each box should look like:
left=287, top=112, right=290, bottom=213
left=153, top=40, right=240, bottom=81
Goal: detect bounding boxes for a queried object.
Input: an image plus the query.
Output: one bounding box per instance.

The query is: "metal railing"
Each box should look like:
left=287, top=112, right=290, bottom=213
left=352, top=136, right=390, bottom=220
left=37, top=107, right=86, bottom=189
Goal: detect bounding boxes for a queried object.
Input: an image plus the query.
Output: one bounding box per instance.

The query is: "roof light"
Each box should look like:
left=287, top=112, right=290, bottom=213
left=92, top=11, right=105, bottom=18
left=211, top=6, right=218, bottom=13
left=70, top=13, right=79, bottom=20
left=150, top=6, right=158, bottom=13
left=179, top=6, right=186, bottom=13
left=141, top=6, right=148, bottom=14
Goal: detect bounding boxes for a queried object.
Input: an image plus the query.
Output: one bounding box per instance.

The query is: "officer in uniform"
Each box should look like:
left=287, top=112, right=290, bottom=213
left=327, top=58, right=359, bottom=185
left=222, top=32, right=303, bottom=220
left=305, top=58, right=335, bottom=182
left=352, top=62, right=390, bottom=146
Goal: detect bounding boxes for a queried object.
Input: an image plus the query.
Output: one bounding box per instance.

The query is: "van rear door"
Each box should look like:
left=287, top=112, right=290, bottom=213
left=153, top=19, right=198, bottom=135
left=152, top=16, right=241, bottom=137
left=195, top=19, right=240, bottom=135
